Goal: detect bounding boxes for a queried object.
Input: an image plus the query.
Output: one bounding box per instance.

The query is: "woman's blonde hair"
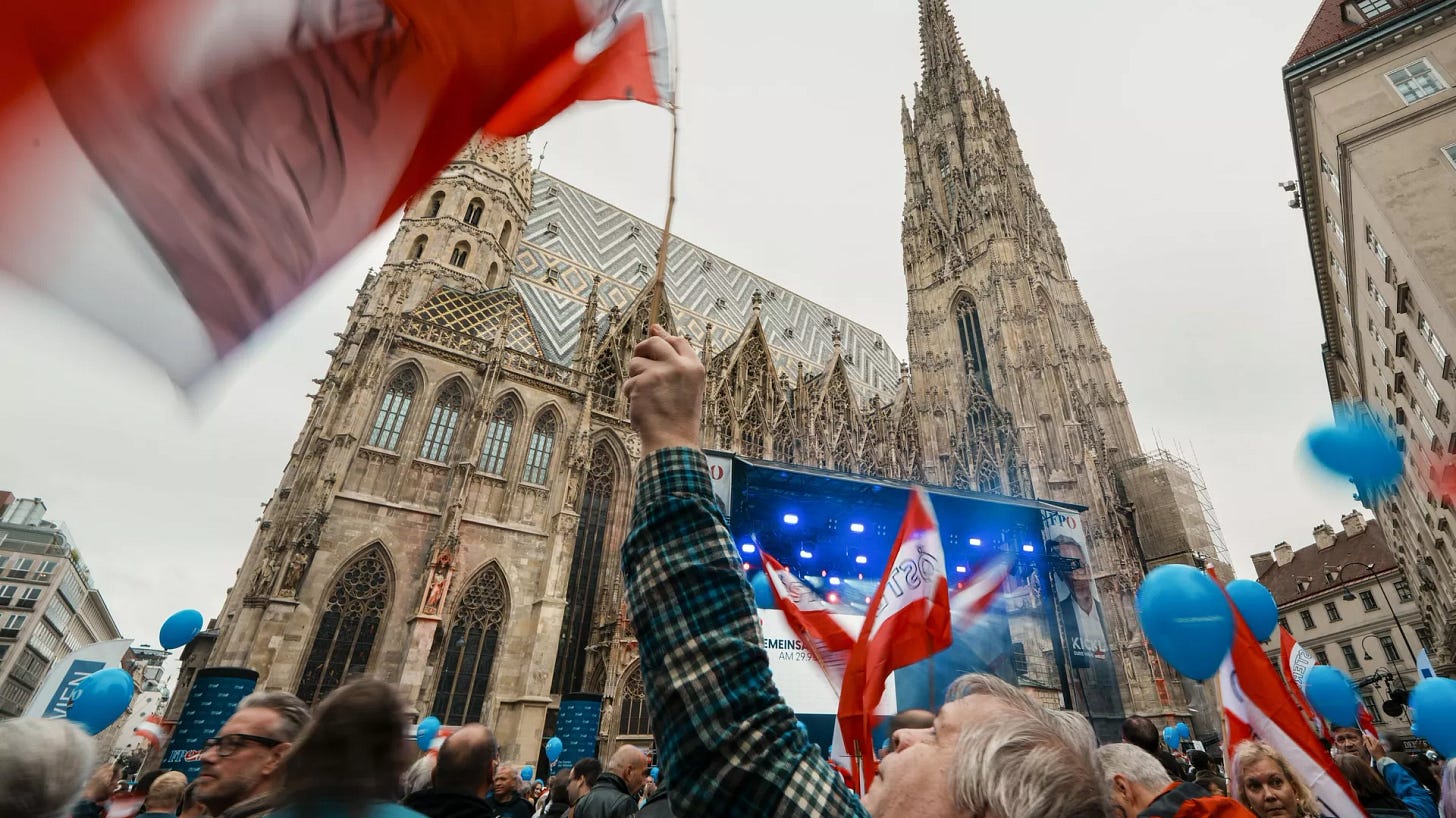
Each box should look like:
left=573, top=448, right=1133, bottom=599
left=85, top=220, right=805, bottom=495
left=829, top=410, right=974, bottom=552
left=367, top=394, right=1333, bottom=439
left=1231, top=739, right=1320, bottom=818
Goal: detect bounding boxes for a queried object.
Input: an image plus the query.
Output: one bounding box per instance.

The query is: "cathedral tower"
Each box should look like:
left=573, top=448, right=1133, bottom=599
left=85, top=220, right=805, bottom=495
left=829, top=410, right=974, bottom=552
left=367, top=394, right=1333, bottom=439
left=901, top=0, right=1180, bottom=728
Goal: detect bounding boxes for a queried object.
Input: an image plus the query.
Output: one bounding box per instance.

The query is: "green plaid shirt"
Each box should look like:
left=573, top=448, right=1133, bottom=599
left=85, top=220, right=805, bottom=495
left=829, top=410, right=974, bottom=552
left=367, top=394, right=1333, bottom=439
left=622, top=448, right=869, bottom=818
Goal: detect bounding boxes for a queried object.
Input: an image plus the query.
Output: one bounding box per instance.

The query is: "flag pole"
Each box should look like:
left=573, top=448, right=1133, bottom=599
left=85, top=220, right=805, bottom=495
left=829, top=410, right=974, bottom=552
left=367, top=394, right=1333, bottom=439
left=646, top=18, right=680, bottom=328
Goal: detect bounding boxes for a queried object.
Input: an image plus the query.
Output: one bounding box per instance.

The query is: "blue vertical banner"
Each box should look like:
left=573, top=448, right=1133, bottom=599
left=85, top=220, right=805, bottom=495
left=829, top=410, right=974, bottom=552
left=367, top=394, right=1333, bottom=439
left=552, top=693, right=603, bottom=773
left=162, top=667, right=258, bottom=779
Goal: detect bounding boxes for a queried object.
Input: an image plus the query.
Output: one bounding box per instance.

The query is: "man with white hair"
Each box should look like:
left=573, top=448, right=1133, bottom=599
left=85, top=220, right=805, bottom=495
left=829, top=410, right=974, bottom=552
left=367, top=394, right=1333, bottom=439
left=618, top=324, right=1109, bottom=818
left=0, top=717, right=96, bottom=818
left=1097, top=743, right=1254, bottom=818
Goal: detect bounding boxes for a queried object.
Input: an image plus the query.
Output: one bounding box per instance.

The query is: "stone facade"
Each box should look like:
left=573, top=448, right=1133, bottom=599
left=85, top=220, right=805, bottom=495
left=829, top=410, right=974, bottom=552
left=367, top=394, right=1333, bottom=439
left=196, top=0, right=1201, bottom=764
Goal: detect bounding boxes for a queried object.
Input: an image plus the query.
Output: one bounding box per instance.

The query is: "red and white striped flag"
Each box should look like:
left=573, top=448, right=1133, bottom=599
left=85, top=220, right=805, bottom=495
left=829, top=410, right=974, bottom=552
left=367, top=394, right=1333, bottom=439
left=761, top=551, right=855, bottom=692
left=132, top=713, right=168, bottom=750
left=1221, top=611, right=1363, bottom=818
left=948, top=554, right=1014, bottom=631
left=1278, top=626, right=1332, bottom=741
left=838, top=487, right=952, bottom=790
left=0, top=0, right=671, bottom=385
left=427, top=726, right=454, bottom=757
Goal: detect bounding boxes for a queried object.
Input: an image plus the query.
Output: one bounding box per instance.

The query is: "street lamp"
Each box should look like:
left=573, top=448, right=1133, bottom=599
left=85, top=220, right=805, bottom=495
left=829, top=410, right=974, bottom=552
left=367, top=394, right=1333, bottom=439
left=1329, top=560, right=1420, bottom=673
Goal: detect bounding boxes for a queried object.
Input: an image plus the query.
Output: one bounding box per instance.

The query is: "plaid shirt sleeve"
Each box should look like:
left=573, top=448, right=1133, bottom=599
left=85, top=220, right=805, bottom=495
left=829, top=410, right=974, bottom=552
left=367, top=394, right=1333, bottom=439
left=621, top=448, right=869, bottom=818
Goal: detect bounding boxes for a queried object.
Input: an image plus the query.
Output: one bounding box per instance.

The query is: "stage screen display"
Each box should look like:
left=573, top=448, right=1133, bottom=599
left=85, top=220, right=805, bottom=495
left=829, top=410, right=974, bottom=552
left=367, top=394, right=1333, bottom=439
left=708, top=452, right=1123, bottom=755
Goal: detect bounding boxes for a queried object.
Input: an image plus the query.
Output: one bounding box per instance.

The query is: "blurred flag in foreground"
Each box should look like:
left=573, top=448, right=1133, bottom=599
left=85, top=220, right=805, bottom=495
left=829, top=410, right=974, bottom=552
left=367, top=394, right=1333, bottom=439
left=0, top=0, right=670, bottom=385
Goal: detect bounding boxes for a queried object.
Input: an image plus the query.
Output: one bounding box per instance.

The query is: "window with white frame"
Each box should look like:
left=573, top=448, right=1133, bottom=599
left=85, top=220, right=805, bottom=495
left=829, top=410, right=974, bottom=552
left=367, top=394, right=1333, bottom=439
left=1374, top=241, right=1390, bottom=272
left=1445, top=145, right=1456, bottom=170
left=1, top=613, right=27, bottom=635
left=1321, top=154, right=1341, bottom=194
left=0, top=586, right=14, bottom=605
left=6, top=558, right=32, bottom=579
left=1373, top=289, right=1390, bottom=314
left=1419, top=314, right=1449, bottom=363
left=33, top=561, right=56, bottom=582
left=1387, top=58, right=1447, bottom=104
left=1341, top=303, right=1354, bottom=329
left=1417, top=363, right=1441, bottom=403
left=1417, top=404, right=1436, bottom=441
left=1327, top=208, right=1345, bottom=244
left=16, top=588, right=41, bottom=609
left=1356, top=0, right=1393, bottom=16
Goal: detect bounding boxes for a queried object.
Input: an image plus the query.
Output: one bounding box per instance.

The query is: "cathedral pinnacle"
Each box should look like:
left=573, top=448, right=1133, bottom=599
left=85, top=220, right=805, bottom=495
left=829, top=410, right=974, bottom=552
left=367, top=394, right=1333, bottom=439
left=918, top=0, right=972, bottom=84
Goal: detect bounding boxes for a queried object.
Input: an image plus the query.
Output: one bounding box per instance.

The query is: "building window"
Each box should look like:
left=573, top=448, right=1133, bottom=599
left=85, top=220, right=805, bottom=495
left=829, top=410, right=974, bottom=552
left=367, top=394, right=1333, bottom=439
left=419, top=382, right=465, bottom=462
left=1279, top=616, right=1291, bottom=634
left=1325, top=601, right=1342, bottom=622
left=1445, top=145, right=1456, bottom=171
left=1387, top=58, right=1447, bottom=104
left=552, top=443, right=618, bottom=695
left=296, top=547, right=391, bottom=706
left=1, top=613, right=26, bottom=637
left=0, top=586, right=13, bottom=605
left=449, top=242, right=470, bottom=268
left=1380, top=634, right=1400, bottom=662
left=1321, top=153, right=1341, bottom=194
left=1315, top=647, right=1331, bottom=665
left=616, top=663, right=651, bottom=737
left=1342, top=643, right=1361, bottom=670
left=409, top=235, right=427, bottom=261
left=500, top=220, right=514, bottom=249
left=464, top=198, right=484, bottom=228
left=1326, top=208, right=1344, bottom=245
left=1363, top=694, right=1384, bottom=722
left=1394, top=578, right=1413, bottom=601
left=425, top=191, right=445, bottom=218
left=1301, top=610, right=1316, bottom=630
left=1417, top=363, right=1441, bottom=404
left=0, top=557, right=6, bottom=571
left=1415, top=626, right=1432, bottom=649
left=478, top=400, right=517, bottom=476
left=1419, top=314, right=1448, bottom=363
left=1359, top=590, right=1378, bottom=611
left=521, top=414, right=557, bottom=485
left=16, top=588, right=41, bottom=610
left=7, top=558, right=33, bottom=579
left=955, top=295, right=993, bottom=396
left=431, top=564, right=508, bottom=725
left=1356, top=0, right=1393, bottom=16
left=368, top=370, right=416, bottom=451
left=33, top=561, right=56, bottom=582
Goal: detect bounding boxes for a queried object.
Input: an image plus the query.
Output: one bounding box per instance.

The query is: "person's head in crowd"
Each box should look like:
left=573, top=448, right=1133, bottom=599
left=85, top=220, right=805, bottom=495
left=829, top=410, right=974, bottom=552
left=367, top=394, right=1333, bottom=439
left=194, top=690, right=310, bottom=815
left=1188, top=749, right=1213, bottom=773
left=401, top=753, right=437, bottom=798
left=433, top=723, right=497, bottom=799
left=867, top=672, right=1103, bottom=818
left=1097, top=743, right=1173, bottom=818
left=1331, top=726, right=1370, bottom=761
left=0, top=717, right=96, bottom=818
left=883, top=709, right=936, bottom=756
left=568, top=757, right=602, bottom=804
left=608, top=745, right=651, bottom=797
left=1195, top=772, right=1228, bottom=798
left=141, top=771, right=187, bottom=815
left=132, top=769, right=165, bottom=800
left=1233, top=739, right=1319, bottom=818
left=274, top=678, right=410, bottom=811
left=493, top=765, right=520, bottom=803
left=548, top=771, right=570, bottom=808
left=177, top=781, right=207, bottom=818
left=1333, top=752, right=1405, bottom=814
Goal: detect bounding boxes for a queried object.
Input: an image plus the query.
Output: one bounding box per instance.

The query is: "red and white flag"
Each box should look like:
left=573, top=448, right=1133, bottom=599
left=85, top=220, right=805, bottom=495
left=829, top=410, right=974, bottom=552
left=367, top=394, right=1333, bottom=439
left=761, top=551, right=855, bottom=692
left=0, top=0, right=671, bottom=385
left=427, top=726, right=454, bottom=757
left=1278, top=626, right=1332, bottom=741
left=132, top=713, right=168, bottom=750
left=838, top=487, right=951, bottom=790
left=949, top=553, right=1014, bottom=631
left=1221, top=612, right=1364, bottom=818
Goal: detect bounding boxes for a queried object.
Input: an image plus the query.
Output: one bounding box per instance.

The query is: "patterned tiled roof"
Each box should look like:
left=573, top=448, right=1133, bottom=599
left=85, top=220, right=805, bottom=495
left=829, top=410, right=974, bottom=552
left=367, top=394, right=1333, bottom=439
left=1287, top=0, right=1441, bottom=66
left=509, top=173, right=904, bottom=401
left=411, top=287, right=544, bottom=357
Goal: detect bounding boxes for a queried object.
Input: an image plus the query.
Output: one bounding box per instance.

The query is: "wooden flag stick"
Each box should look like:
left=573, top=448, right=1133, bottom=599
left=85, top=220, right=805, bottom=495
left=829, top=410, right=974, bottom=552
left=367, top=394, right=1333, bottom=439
left=645, top=28, right=681, bottom=329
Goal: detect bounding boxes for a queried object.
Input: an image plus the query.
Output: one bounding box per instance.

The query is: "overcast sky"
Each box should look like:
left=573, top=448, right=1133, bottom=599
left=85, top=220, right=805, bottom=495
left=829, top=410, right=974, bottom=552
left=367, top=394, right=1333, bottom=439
left=0, top=0, right=1354, bottom=653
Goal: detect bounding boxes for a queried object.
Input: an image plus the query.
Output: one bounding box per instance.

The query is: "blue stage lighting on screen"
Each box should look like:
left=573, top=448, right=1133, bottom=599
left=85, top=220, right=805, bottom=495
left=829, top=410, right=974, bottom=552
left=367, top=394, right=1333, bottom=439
left=855, top=555, right=868, bottom=565
left=849, top=523, right=865, bottom=533
left=1022, top=543, right=1035, bottom=552
left=955, top=565, right=967, bottom=574
left=828, top=576, right=841, bottom=586
left=968, top=538, right=982, bottom=546
left=740, top=543, right=756, bottom=554
left=799, top=549, right=813, bottom=559
left=783, top=513, right=800, bottom=525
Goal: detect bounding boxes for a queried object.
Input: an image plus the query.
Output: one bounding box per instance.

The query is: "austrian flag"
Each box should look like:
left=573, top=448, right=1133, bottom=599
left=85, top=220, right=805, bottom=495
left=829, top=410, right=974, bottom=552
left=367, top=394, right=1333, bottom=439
left=133, top=713, right=169, bottom=750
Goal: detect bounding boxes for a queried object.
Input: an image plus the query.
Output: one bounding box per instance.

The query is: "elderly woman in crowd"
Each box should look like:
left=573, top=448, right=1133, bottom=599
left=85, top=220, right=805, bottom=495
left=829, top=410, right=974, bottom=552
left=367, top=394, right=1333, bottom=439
left=1232, top=740, right=1322, bottom=818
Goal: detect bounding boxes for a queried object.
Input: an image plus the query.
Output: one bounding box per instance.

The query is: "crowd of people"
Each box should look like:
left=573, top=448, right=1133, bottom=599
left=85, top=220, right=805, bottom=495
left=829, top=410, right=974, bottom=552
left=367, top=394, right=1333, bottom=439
left=2, top=325, right=1455, bottom=818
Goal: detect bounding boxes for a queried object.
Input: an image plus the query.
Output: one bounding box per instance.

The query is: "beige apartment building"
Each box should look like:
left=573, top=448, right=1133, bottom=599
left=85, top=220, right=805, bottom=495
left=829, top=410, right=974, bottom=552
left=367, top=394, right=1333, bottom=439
left=1285, top=0, right=1456, bottom=672
left=1252, top=513, right=1425, bottom=736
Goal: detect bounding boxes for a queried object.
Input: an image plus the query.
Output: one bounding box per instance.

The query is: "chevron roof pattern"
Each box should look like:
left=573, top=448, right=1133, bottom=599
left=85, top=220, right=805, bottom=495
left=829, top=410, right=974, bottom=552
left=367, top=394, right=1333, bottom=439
left=509, top=172, right=904, bottom=401
left=412, top=287, right=544, bottom=357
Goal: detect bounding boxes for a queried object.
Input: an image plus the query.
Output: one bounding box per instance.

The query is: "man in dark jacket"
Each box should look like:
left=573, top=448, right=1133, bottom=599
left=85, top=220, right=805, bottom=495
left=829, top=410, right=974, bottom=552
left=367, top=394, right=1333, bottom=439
left=573, top=746, right=649, bottom=818
left=401, top=723, right=499, bottom=818
left=1098, top=744, right=1257, bottom=818
left=487, top=765, right=534, bottom=818
left=636, top=786, right=673, bottom=818
left=1123, top=716, right=1193, bottom=783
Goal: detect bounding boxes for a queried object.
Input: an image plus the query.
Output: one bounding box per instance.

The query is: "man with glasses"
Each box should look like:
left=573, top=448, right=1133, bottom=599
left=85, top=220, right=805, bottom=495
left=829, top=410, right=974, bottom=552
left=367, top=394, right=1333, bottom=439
left=193, top=691, right=310, bottom=818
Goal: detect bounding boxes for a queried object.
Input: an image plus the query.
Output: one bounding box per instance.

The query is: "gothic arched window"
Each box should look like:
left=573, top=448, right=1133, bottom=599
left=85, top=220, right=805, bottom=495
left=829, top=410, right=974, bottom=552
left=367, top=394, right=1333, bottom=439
left=616, top=663, right=650, bottom=737
left=593, top=353, right=620, bottom=409
left=740, top=399, right=765, bottom=459
left=552, top=443, right=618, bottom=694
left=426, top=191, right=445, bottom=218
left=368, top=370, right=417, bottom=450
left=500, top=220, right=514, bottom=249
left=955, top=296, right=993, bottom=397
left=938, top=146, right=952, bottom=180
left=977, top=459, right=1002, bottom=495
left=297, top=547, right=391, bottom=706
left=449, top=242, right=470, bottom=268
left=419, top=381, right=465, bottom=461
left=464, top=198, right=485, bottom=227
left=478, top=400, right=518, bottom=476
left=487, top=261, right=501, bottom=288
left=432, top=564, right=508, bottom=725
left=521, top=413, right=557, bottom=485
left=409, top=235, right=427, bottom=261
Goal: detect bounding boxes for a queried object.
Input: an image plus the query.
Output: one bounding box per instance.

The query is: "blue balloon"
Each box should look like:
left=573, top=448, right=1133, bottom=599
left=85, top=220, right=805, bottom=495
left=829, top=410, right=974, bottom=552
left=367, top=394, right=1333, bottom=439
left=1136, top=565, right=1234, bottom=681
left=1162, top=726, right=1177, bottom=748
left=520, top=765, right=534, bottom=781
left=1176, top=721, right=1191, bottom=740
left=416, top=716, right=441, bottom=751
left=1305, top=405, right=1402, bottom=496
left=545, top=736, right=563, bottom=763
left=1226, top=580, right=1279, bottom=642
left=1305, top=665, right=1360, bottom=727
left=649, top=766, right=659, bottom=781
left=159, top=609, right=205, bottom=650
left=67, top=668, right=133, bottom=735
left=1410, top=677, right=1456, bottom=757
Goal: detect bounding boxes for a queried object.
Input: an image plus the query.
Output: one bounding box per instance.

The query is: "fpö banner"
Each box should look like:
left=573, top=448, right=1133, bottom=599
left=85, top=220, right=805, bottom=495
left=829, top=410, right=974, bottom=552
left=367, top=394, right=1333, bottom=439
left=161, top=668, right=258, bottom=779
left=23, top=638, right=133, bottom=719
left=1043, top=507, right=1125, bottom=731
